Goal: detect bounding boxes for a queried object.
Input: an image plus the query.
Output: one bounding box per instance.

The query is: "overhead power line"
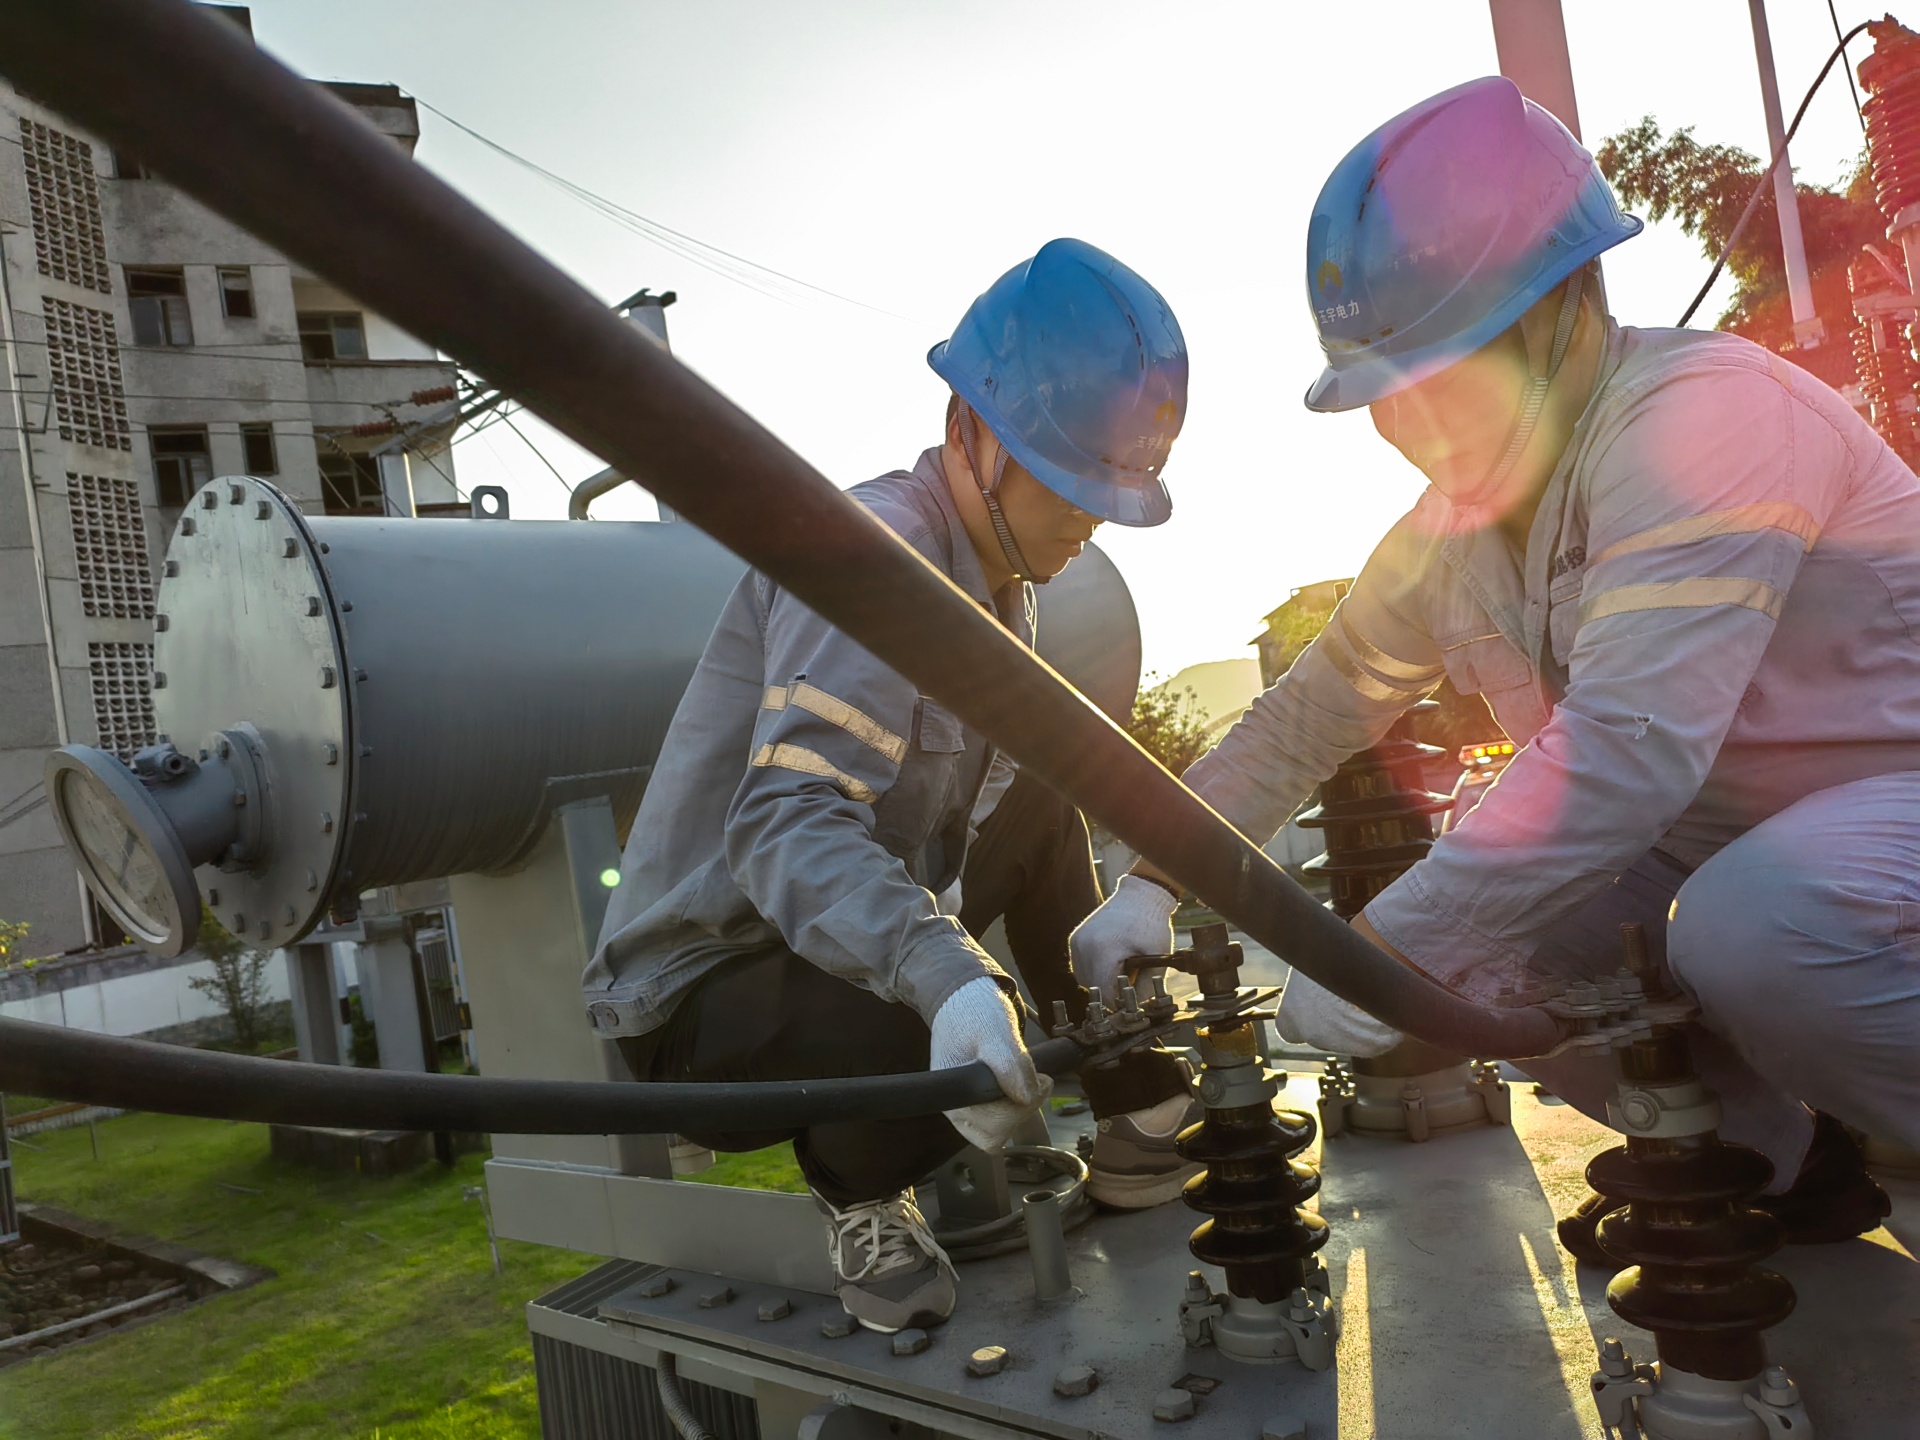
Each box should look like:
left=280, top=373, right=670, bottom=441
left=416, top=99, right=924, bottom=324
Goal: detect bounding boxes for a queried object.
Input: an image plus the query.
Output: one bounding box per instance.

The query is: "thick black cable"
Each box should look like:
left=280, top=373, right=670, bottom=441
left=0, top=0, right=1564, bottom=1062
left=1677, top=21, right=1870, bottom=327
left=0, top=1016, right=1086, bottom=1134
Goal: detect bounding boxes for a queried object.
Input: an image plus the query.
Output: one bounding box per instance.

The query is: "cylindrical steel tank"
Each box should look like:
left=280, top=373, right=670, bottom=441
left=47, top=475, right=1140, bottom=957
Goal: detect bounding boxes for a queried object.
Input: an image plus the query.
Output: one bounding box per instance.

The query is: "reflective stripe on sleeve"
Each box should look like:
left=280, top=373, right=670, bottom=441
left=749, top=742, right=880, bottom=804
left=1320, top=618, right=1443, bottom=704
left=1338, top=612, right=1444, bottom=684
left=1581, top=577, right=1786, bottom=625
left=759, top=681, right=908, bottom=764
left=1590, top=502, right=1819, bottom=569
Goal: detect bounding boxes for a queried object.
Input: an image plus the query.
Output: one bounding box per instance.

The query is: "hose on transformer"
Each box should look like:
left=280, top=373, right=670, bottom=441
left=0, top=0, right=1567, bottom=1090
left=0, top=1016, right=1086, bottom=1134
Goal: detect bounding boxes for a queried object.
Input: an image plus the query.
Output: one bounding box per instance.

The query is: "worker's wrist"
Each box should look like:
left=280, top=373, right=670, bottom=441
left=1128, top=867, right=1183, bottom=903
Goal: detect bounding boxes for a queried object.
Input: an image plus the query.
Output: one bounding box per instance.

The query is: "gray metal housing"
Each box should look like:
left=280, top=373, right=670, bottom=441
left=114, top=475, right=1139, bottom=954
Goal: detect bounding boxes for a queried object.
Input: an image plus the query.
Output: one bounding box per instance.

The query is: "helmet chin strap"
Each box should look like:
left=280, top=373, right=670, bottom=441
left=956, top=402, right=1041, bottom=584
left=1461, top=268, right=1588, bottom=510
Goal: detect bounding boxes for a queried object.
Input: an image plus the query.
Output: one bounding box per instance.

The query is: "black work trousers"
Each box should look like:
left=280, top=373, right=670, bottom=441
left=617, top=770, right=1188, bottom=1205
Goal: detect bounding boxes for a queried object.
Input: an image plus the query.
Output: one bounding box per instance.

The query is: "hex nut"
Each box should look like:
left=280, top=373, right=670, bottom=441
left=756, top=1298, right=791, bottom=1322
left=1261, top=1417, right=1308, bottom=1440
left=820, top=1315, right=857, bottom=1339
left=1153, top=1388, right=1195, bottom=1423
left=635, top=1274, right=675, bottom=1299
left=697, top=1286, right=735, bottom=1309
left=1053, top=1363, right=1097, bottom=1398
left=966, top=1345, right=1009, bottom=1378
left=891, top=1328, right=930, bottom=1357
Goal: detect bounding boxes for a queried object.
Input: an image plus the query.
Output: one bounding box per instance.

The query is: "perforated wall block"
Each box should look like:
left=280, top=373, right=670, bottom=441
left=67, top=473, right=155, bottom=620
left=19, top=118, right=110, bottom=293
left=43, top=298, right=131, bottom=451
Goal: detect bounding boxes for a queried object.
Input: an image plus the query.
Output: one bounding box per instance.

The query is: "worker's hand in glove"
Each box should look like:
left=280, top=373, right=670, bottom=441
left=1274, top=910, right=1405, bottom=1057
left=929, top=977, right=1050, bottom=1151
left=1068, top=874, right=1179, bottom=1002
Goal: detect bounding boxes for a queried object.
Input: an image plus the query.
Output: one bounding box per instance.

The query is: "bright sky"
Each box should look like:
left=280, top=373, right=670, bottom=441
left=243, top=0, right=1878, bottom=679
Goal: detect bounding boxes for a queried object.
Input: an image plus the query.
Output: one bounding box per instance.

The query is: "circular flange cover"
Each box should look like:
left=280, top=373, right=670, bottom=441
left=153, top=476, right=352, bottom=949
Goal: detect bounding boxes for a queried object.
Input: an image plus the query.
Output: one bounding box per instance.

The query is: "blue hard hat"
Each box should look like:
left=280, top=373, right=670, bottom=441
left=1304, top=76, right=1643, bottom=413
left=928, top=238, right=1187, bottom=527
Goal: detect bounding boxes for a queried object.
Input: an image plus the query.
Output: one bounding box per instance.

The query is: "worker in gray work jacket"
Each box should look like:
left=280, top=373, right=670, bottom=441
left=1073, top=78, right=1905, bottom=1265
left=583, top=239, right=1197, bottom=1334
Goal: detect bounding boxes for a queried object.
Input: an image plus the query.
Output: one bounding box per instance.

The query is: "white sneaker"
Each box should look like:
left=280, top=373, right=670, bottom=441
left=814, top=1189, right=958, bottom=1333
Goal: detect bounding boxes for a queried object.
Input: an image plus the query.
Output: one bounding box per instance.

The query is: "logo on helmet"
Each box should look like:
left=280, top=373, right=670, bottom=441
left=1316, top=260, right=1344, bottom=296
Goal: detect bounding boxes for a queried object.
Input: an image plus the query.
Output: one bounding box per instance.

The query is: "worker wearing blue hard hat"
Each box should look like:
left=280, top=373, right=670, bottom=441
left=1075, top=76, right=1910, bottom=1265
left=586, top=239, right=1196, bottom=1334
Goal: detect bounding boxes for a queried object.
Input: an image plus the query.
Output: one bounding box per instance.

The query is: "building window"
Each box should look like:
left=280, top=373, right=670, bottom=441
left=240, top=423, right=277, bottom=475
left=218, top=267, right=255, bottom=319
left=67, top=473, right=155, bottom=620
left=42, top=297, right=131, bottom=450
left=127, top=268, right=194, bottom=347
left=88, top=642, right=157, bottom=761
left=318, top=449, right=386, bottom=515
left=298, top=311, right=367, bottom=362
left=20, top=119, right=111, bottom=293
left=150, top=427, right=212, bottom=509
left=112, top=150, right=152, bottom=180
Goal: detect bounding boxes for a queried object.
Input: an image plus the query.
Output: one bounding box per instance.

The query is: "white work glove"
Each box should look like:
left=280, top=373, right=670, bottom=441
left=928, top=977, right=1050, bottom=1151
left=1274, top=970, right=1403, bottom=1057
left=1068, top=874, right=1180, bottom=1002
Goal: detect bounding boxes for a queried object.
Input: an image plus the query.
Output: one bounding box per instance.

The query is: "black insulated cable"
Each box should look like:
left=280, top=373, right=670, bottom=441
left=0, top=0, right=1563, bottom=1061
left=0, top=1017, right=1088, bottom=1135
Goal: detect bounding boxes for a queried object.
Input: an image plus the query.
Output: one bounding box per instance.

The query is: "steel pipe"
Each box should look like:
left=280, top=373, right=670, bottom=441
left=0, top=1016, right=1086, bottom=1134
left=0, top=0, right=1562, bottom=1059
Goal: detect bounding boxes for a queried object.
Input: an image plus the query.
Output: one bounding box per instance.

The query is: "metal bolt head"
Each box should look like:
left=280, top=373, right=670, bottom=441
left=255, top=500, right=271, bottom=519
left=891, top=1328, right=930, bottom=1356
left=179, top=517, right=196, bottom=536
left=820, top=1315, right=857, bottom=1339
left=319, top=666, right=336, bottom=689
left=756, top=1297, right=791, bottom=1322
left=635, top=1273, right=674, bottom=1300
left=1053, top=1363, right=1097, bottom=1398
left=1261, top=1418, right=1308, bottom=1440
left=154, top=614, right=170, bottom=632
left=152, top=671, right=168, bottom=689
left=697, top=1286, right=734, bottom=1309
left=281, top=537, right=297, bottom=557
left=322, top=742, right=338, bottom=765
left=966, top=1345, right=1008, bottom=1377
left=1620, top=1094, right=1660, bottom=1131
left=1757, top=1365, right=1798, bottom=1407
left=1183, top=1271, right=1212, bottom=1303
left=1598, top=1337, right=1632, bottom=1377
left=228, top=482, right=245, bottom=504
left=1152, top=1388, right=1195, bottom=1423
left=165, top=559, right=180, bottom=577
left=201, top=491, right=219, bottom=510
left=319, top=812, right=333, bottom=833
left=306, top=595, right=322, bottom=616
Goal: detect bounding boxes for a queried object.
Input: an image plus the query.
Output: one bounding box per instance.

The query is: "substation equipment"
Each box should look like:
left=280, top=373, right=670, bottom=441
left=1297, top=705, right=1509, bottom=1142
left=36, top=480, right=1835, bottom=1440
left=6, top=2, right=1909, bottom=1435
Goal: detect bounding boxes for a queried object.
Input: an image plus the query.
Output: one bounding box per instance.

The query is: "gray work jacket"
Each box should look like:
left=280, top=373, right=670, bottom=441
left=1184, top=323, right=1920, bottom=999
left=582, top=450, right=1031, bottom=1038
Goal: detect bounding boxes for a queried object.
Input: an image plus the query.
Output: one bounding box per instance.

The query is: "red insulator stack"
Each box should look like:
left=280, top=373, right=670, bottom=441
left=1850, top=253, right=1920, bottom=463
left=1860, top=19, right=1920, bottom=221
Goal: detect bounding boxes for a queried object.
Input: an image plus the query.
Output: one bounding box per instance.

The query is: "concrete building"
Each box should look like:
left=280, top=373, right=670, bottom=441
left=0, top=7, right=460, bottom=956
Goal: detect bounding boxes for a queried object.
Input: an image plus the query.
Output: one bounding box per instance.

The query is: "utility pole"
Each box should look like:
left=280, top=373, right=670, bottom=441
left=1488, top=0, right=1582, bottom=139
left=1749, top=0, right=1826, bottom=349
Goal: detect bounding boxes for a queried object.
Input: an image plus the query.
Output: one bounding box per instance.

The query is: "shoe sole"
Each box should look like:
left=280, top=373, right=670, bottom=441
left=1088, top=1162, right=1203, bottom=1211
left=847, top=1306, right=951, bottom=1335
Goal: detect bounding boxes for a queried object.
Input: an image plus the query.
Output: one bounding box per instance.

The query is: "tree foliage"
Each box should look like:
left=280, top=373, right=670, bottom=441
left=1596, top=118, right=1879, bottom=386
left=188, top=905, right=273, bottom=1050
left=1126, top=680, right=1213, bottom=776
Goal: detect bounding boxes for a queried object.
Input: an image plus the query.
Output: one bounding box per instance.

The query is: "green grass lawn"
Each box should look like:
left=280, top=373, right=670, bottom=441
left=0, top=1113, right=595, bottom=1440
left=0, top=1112, right=811, bottom=1439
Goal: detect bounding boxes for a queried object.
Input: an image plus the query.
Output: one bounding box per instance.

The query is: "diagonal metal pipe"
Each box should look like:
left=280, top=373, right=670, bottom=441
left=0, top=0, right=1562, bottom=1059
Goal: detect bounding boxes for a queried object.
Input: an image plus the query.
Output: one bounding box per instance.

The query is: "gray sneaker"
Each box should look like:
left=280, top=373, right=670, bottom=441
left=1088, top=1088, right=1206, bottom=1210
left=815, top=1190, right=957, bottom=1334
